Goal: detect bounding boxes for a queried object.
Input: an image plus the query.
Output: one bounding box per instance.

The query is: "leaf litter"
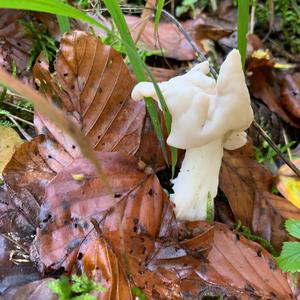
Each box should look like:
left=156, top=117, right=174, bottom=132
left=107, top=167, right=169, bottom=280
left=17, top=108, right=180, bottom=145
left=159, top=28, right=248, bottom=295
left=0, top=4, right=300, bottom=298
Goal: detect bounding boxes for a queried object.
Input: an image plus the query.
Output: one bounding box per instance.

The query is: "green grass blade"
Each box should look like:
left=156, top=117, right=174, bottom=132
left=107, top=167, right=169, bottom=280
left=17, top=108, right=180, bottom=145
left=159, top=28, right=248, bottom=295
left=0, top=0, right=110, bottom=34
left=102, top=0, right=173, bottom=166
left=237, top=0, right=249, bottom=69
left=154, top=0, right=165, bottom=33
left=57, top=15, right=71, bottom=34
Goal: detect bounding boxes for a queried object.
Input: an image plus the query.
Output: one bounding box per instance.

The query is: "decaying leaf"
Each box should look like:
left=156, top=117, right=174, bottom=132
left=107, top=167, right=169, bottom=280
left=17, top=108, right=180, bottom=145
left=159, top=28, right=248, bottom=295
left=3, top=136, right=56, bottom=207
left=220, top=144, right=300, bottom=249
left=0, top=185, right=40, bottom=294
left=31, top=152, right=293, bottom=299
left=126, top=15, right=197, bottom=61
left=1, top=278, right=56, bottom=300
left=0, top=125, right=23, bottom=177
left=248, top=56, right=300, bottom=128
left=277, top=158, right=300, bottom=209
left=281, top=73, right=300, bottom=120
left=0, top=9, right=31, bottom=75
left=33, top=31, right=146, bottom=172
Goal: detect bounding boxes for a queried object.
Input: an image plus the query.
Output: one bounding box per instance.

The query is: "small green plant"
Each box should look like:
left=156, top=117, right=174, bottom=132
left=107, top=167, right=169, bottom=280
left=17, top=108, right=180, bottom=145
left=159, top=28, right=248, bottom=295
left=48, top=274, right=105, bottom=300
left=176, top=0, right=209, bottom=18
left=132, top=287, right=147, bottom=300
left=254, top=140, right=296, bottom=165
left=235, top=220, right=279, bottom=256
left=253, top=0, right=300, bottom=54
left=18, top=19, right=58, bottom=70
left=276, top=219, right=300, bottom=273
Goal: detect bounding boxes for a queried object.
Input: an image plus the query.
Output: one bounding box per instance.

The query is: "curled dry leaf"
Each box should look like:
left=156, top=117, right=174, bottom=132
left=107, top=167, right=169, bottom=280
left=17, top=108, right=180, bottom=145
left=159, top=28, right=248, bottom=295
left=126, top=15, right=197, bottom=61
left=220, top=144, right=300, bottom=249
left=33, top=31, right=146, bottom=172
left=31, top=152, right=293, bottom=299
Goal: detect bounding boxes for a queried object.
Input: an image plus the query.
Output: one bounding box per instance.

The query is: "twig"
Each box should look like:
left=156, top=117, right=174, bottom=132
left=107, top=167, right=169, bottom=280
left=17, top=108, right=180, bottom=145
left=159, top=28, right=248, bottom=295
left=160, top=9, right=218, bottom=78
left=253, top=122, right=300, bottom=178
left=7, top=116, right=32, bottom=141
left=160, top=8, right=300, bottom=178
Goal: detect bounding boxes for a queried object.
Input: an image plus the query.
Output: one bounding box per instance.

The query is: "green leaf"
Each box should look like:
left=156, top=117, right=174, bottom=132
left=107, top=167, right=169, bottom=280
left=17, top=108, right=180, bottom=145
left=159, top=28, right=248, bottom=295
left=154, top=0, right=164, bottom=33
left=0, top=0, right=110, bottom=34
left=276, top=242, right=300, bottom=273
left=285, top=219, right=300, bottom=240
left=48, top=276, right=72, bottom=300
left=237, top=0, right=249, bottom=69
left=102, top=0, right=171, bottom=165
left=132, top=287, right=147, bottom=300
left=71, top=274, right=104, bottom=294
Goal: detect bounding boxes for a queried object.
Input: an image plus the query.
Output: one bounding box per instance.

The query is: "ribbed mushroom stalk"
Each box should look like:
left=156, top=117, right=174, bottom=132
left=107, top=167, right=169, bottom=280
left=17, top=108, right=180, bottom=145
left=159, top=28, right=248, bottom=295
left=132, top=50, right=254, bottom=221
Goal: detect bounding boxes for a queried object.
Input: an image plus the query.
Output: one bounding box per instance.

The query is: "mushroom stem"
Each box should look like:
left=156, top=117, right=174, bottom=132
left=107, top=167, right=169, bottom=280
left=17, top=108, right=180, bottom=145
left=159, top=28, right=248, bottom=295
left=171, top=137, right=223, bottom=221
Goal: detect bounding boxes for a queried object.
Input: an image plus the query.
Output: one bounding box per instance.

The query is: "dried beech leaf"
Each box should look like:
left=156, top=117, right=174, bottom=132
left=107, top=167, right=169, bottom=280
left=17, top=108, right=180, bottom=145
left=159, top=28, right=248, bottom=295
left=126, top=16, right=197, bottom=61
left=220, top=146, right=300, bottom=249
left=1, top=279, right=56, bottom=300
left=32, top=152, right=173, bottom=271
left=178, top=222, right=293, bottom=300
left=78, top=236, right=133, bottom=300
left=33, top=31, right=146, bottom=171
left=3, top=136, right=56, bottom=207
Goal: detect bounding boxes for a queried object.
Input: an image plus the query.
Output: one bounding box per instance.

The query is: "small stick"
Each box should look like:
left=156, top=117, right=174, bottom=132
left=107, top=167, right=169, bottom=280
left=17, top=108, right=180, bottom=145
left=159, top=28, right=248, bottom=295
left=253, top=121, right=300, bottom=178
left=7, top=116, right=32, bottom=141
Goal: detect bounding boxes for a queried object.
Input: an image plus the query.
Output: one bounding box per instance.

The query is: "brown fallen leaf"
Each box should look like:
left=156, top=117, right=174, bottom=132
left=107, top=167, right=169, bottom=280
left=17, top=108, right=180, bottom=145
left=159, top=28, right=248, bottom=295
left=1, top=278, right=56, bottom=300
left=179, top=221, right=293, bottom=300
left=248, top=56, right=300, bottom=128
left=281, top=73, right=300, bottom=119
left=220, top=144, right=300, bottom=249
left=31, top=151, right=172, bottom=271
left=126, top=15, right=198, bottom=61
left=0, top=185, right=40, bottom=294
left=3, top=136, right=56, bottom=207
left=33, top=31, right=146, bottom=172
left=31, top=152, right=294, bottom=299
left=0, top=9, right=31, bottom=75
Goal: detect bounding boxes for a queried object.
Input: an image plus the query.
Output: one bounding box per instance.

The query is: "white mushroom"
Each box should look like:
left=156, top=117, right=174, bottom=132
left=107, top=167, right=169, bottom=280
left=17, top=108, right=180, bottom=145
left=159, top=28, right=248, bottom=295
left=131, top=49, right=254, bottom=221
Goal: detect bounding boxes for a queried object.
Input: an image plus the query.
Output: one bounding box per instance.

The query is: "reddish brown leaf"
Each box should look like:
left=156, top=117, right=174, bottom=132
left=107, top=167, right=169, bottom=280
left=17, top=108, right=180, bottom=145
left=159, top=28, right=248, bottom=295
left=33, top=31, right=146, bottom=172
left=179, top=222, right=293, bottom=300
left=220, top=145, right=300, bottom=249
left=126, top=15, right=197, bottom=61
left=281, top=73, right=300, bottom=119
left=32, top=152, right=173, bottom=271
left=78, top=236, right=133, bottom=300
left=248, top=57, right=300, bottom=128
left=3, top=136, right=56, bottom=207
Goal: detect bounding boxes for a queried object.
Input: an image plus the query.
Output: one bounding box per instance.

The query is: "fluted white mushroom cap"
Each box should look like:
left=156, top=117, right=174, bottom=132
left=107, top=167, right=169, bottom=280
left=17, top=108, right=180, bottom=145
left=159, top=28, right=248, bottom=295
left=132, top=49, right=254, bottom=150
